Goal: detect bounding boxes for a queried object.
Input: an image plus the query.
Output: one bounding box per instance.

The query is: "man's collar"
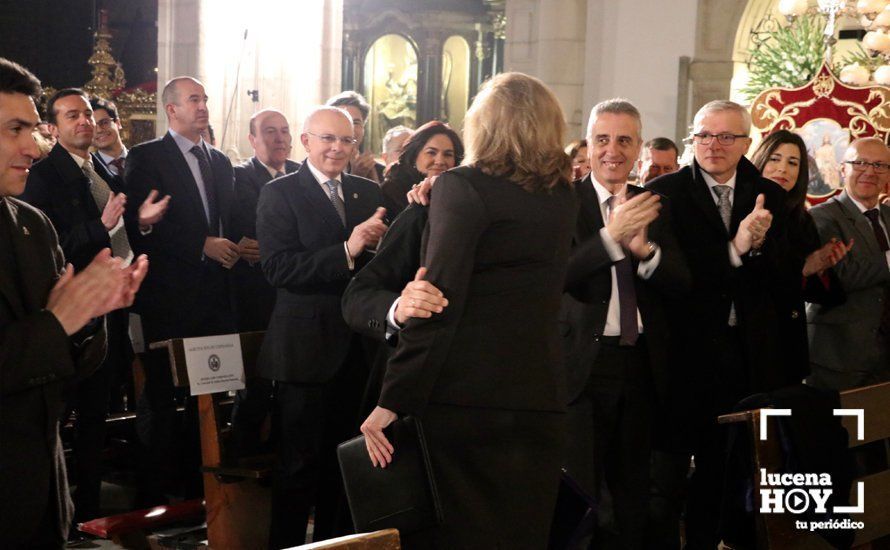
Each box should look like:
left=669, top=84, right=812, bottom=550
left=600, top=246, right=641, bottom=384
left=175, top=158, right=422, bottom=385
left=843, top=190, right=877, bottom=213
left=256, top=157, right=284, bottom=179
left=169, top=129, right=207, bottom=155
left=67, top=150, right=88, bottom=168
left=98, top=146, right=126, bottom=165
left=589, top=175, right=627, bottom=205
left=305, top=159, right=341, bottom=185
left=700, top=168, right=737, bottom=191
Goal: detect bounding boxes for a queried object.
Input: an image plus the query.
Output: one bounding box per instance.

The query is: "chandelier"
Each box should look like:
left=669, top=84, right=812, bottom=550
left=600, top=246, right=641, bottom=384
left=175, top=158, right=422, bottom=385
left=778, top=0, right=890, bottom=85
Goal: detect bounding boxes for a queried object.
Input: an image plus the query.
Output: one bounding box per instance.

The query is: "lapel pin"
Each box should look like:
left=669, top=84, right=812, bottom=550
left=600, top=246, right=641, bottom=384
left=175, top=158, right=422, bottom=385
left=353, top=193, right=358, bottom=199
left=22, top=226, right=30, bottom=236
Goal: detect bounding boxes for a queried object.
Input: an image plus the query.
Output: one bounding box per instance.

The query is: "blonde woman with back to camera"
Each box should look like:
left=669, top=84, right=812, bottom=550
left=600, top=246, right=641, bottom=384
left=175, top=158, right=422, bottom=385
left=360, top=72, right=580, bottom=548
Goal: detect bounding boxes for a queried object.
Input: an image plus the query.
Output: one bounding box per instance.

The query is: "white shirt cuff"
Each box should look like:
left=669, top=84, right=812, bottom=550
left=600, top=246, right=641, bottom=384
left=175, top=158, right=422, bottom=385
left=344, top=242, right=355, bottom=271
left=636, top=246, right=662, bottom=279
left=385, top=297, right=402, bottom=340
left=599, top=227, right=625, bottom=262
left=728, top=241, right=743, bottom=267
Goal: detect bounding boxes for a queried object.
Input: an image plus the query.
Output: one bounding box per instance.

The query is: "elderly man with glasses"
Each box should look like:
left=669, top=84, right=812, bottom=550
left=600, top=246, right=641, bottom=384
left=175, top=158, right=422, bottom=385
left=807, top=137, right=890, bottom=391
left=255, top=105, right=386, bottom=548
left=645, top=100, right=792, bottom=547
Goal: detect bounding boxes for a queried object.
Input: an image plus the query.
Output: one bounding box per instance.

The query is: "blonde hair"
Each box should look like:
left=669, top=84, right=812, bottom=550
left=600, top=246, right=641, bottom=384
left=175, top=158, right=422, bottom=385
left=462, top=72, right=571, bottom=192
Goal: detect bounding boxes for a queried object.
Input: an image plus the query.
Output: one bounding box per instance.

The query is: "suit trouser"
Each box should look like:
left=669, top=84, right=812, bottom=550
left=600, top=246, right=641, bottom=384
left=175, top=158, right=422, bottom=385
left=67, top=309, right=130, bottom=523
left=684, top=327, right=748, bottom=549
left=268, top=341, right=368, bottom=549
left=565, top=335, right=654, bottom=550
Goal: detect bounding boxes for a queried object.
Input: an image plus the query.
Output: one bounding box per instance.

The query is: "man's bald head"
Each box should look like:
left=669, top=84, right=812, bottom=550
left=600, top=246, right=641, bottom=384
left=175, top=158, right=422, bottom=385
left=300, top=106, right=355, bottom=179
left=302, top=106, right=353, bottom=134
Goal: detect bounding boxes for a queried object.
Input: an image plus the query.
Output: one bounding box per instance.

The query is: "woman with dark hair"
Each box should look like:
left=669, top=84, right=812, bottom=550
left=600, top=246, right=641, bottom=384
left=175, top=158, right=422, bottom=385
left=750, top=130, right=851, bottom=378
left=380, top=120, right=464, bottom=214
left=358, top=72, right=578, bottom=547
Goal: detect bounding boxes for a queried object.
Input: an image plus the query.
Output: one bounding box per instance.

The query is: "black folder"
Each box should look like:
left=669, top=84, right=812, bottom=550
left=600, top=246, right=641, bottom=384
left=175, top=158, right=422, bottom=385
left=337, top=416, right=444, bottom=534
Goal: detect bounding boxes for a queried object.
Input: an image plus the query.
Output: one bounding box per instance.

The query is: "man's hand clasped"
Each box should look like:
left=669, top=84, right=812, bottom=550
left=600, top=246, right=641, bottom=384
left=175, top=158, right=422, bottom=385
left=47, top=249, right=148, bottom=336
left=606, top=191, right=662, bottom=259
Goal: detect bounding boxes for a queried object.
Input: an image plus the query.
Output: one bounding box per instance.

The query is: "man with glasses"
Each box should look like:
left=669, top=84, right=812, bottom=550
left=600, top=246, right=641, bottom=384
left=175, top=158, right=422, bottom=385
left=807, top=137, right=890, bottom=390
left=255, top=106, right=385, bottom=547
left=646, top=100, right=790, bottom=547
left=90, top=97, right=127, bottom=177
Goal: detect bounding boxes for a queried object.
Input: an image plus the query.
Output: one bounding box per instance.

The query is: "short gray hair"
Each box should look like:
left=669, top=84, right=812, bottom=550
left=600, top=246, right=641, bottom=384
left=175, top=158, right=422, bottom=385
left=382, top=125, right=413, bottom=155
left=586, top=98, right=642, bottom=141
left=693, top=100, right=751, bottom=135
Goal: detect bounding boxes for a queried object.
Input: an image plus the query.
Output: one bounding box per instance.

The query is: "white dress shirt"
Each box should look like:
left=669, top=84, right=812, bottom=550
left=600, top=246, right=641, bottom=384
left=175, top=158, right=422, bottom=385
left=848, top=193, right=890, bottom=269
left=304, top=159, right=354, bottom=270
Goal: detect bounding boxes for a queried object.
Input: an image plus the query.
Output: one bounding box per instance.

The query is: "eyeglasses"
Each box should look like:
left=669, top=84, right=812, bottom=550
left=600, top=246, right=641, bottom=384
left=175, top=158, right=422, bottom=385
left=95, top=118, right=116, bottom=129
left=844, top=160, right=890, bottom=174
left=692, top=133, right=749, bottom=146
left=305, top=132, right=356, bottom=145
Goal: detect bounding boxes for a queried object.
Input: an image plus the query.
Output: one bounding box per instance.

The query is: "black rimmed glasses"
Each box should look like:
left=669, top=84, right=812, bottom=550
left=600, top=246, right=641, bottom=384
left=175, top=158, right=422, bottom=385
left=692, top=133, right=749, bottom=146
left=305, top=132, right=356, bottom=145
left=844, top=160, right=890, bottom=174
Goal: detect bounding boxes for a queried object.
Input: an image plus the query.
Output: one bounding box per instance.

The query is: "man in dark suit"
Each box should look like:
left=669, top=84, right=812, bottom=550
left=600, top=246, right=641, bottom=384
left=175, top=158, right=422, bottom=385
left=0, top=57, right=146, bottom=548
left=646, top=100, right=789, bottom=547
left=256, top=105, right=386, bottom=547
left=19, top=87, right=136, bottom=524
left=560, top=99, right=689, bottom=549
left=808, top=137, right=890, bottom=390
left=227, top=108, right=300, bottom=458
left=124, top=75, right=236, bottom=504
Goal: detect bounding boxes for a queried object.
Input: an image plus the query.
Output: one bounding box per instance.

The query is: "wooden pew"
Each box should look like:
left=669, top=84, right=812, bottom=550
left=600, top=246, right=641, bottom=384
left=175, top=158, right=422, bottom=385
left=292, top=529, right=400, bottom=549
left=150, top=331, right=272, bottom=549
left=719, top=381, right=890, bottom=549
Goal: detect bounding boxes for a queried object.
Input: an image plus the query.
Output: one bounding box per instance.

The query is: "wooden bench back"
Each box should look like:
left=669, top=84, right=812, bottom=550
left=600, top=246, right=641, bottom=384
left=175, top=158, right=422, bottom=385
left=719, top=381, right=890, bottom=548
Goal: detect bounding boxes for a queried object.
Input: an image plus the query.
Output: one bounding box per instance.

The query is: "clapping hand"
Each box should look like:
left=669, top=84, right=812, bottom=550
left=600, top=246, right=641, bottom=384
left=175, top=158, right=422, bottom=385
left=734, top=194, right=772, bottom=255
left=802, top=238, right=854, bottom=277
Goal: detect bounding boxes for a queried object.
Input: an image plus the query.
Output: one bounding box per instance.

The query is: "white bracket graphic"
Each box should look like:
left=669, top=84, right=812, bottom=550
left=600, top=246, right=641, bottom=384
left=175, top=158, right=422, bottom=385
left=760, top=408, right=792, bottom=441
left=833, top=409, right=865, bottom=441
left=834, top=482, right=865, bottom=514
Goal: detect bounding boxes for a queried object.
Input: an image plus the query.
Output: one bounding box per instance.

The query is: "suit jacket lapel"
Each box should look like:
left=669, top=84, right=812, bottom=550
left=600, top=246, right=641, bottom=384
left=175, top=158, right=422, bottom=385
left=49, top=144, right=101, bottom=218
left=837, top=192, right=882, bottom=255
left=296, top=165, right=348, bottom=236
left=250, top=157, right=273, bottom=190
left=689, top=163, right=731, bottom=236
left=162, top=133, right=209, bottom=233
left=576, top=175, right=605, bottom=241
left=341, top=175, right=368, bottom=230
left=0, top=199, right=26, bottom=317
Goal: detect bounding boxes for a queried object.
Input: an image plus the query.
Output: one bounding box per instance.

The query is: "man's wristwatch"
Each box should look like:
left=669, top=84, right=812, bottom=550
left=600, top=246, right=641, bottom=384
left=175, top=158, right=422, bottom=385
left=642, top=241, right=659, bottom=262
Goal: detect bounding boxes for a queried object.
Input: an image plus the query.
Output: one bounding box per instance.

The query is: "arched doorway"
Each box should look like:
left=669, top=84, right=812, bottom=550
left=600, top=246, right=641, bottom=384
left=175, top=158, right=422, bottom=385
left=362, top=33, right=419, bottom=154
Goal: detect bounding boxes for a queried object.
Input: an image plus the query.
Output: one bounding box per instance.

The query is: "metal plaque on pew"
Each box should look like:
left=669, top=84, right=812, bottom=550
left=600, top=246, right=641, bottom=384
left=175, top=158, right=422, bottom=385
left=182, top=334, right=246, bottom=396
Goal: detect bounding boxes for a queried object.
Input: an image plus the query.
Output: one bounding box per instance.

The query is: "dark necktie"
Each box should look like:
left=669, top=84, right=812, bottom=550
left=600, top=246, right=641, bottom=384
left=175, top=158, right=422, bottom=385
left=109, top=157, right=125, bottom=175
left=864, top=209, right=890, bottom=252
left=274, top=171, right=284, bottom=179
left=608, top=195, right=639, bottom=346
left=190, top=145, right=219, bottom=236
left=325, top=179, right=347, bottom=226
left=83, top=158, right=133, bottom=264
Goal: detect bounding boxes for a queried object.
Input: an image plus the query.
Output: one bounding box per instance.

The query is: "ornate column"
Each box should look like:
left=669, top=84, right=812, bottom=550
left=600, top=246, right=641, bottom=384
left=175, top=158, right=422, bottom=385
left=342, top=31, right=362, bottom=92
left=417, top=34, right=444, bottom=124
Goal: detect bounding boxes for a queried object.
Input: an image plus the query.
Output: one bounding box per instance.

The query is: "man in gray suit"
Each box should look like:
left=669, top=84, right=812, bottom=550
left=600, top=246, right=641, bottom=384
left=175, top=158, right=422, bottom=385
left=808, top=137, right=890, bottom=390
